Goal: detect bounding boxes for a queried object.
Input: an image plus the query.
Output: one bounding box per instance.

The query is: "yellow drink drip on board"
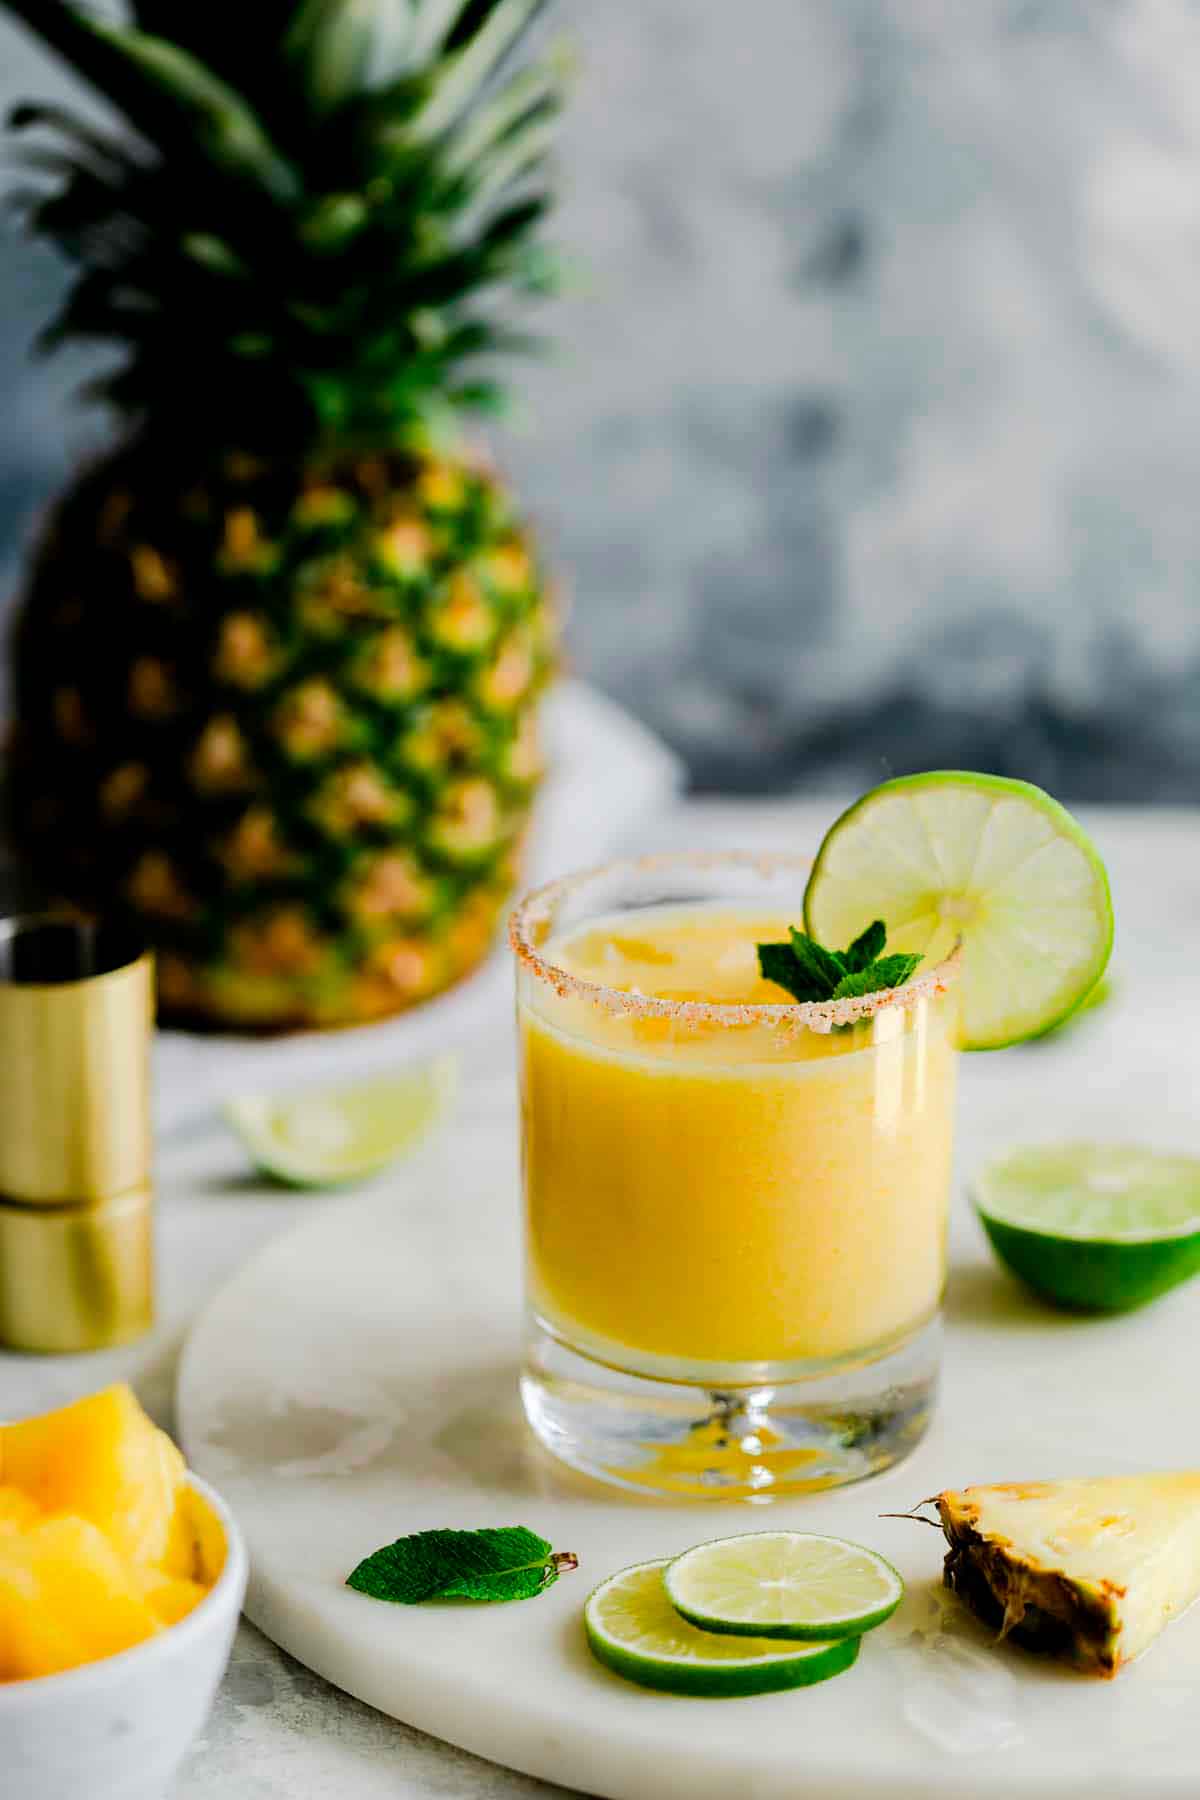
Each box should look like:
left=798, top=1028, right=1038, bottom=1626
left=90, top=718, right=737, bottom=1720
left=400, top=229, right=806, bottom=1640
left=520, top=905, right=958, bottom=1370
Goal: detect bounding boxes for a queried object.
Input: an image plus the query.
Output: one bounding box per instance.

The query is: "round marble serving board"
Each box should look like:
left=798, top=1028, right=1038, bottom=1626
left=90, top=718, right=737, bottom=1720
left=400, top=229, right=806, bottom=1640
left=177, top=1044, right=1200, bottom=1800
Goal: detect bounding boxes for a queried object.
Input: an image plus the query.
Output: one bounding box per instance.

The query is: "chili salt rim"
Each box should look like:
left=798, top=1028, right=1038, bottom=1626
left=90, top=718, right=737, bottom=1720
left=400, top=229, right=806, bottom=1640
left=508, top=850, right=962, bottom=1036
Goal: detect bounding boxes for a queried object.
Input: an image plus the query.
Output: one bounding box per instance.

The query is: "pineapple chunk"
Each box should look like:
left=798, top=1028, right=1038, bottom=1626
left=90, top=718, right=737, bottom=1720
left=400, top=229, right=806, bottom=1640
left=0, top=1487, right=40, bottom=1533
left=188, top=1485, right=228, bottom=1587
left=939, top=1474, right=1200, bottom=1675
left=135, top=1567, right=209, bottom=1628
left=0, top=1517, right=162, bottom=1681
left=0, top=1384, right=186, bottom=1566
left=0, top=1390, right=224, bottom=1679
left=159, top=1482, right=226, bottom=1584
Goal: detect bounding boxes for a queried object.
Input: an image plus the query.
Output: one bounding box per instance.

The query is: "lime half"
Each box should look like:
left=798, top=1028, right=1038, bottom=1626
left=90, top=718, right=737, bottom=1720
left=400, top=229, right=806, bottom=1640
left=664, top=1532, right=902, bottom=1641
left=584, top=1560, right=859, bottom=1697
left=974, top=1143, right=1200, bottom=1311
left=804, top=772, right=1113, bottom=1050
left=226, top=1055, right=458, bottom=1188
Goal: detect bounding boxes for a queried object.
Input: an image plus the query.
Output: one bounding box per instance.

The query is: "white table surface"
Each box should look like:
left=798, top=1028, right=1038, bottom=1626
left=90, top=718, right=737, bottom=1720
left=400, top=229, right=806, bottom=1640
left=2, top=796, right=1196, bottom=1800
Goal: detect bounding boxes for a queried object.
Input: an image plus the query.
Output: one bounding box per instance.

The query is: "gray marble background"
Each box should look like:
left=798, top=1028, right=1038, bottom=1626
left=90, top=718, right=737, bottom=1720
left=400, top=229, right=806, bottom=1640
left=2, top=1, right=1200, bottom=799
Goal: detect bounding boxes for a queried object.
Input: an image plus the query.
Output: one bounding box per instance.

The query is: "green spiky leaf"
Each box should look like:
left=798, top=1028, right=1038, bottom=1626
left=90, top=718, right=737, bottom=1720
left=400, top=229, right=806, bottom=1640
left=408, top=0, right=479, bottom=66
left=1, top=0, right=567, bottom=453
left=406, top=0, right=547, bottom=144
left=284, top=0, right=385, bottom=114
left=127, top=2, right=313, bottom=117
left=9, top=101, right=136, bottom=178
left=3, top=3, right=300, bottom=202
left=442, top=55, right=566, bottom=178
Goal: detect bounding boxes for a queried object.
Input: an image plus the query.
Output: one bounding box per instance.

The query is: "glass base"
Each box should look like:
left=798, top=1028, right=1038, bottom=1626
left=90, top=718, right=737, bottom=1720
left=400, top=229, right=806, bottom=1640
left=521, top=1314, right=940, bottom=1499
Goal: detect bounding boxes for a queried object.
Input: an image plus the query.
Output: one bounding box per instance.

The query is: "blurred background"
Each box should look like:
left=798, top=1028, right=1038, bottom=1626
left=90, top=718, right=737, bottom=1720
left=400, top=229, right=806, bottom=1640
left=2, top=0, right=1199, bottom=801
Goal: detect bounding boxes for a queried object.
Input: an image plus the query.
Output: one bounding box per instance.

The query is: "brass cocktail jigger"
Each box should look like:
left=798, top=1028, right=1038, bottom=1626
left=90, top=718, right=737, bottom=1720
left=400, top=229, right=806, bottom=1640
left=0, top=916, right=154, bottom=1352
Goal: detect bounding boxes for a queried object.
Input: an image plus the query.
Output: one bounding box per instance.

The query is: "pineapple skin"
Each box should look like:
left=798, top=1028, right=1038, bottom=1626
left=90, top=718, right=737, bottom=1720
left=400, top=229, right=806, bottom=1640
left=8, top=443, right=555, bottom=1030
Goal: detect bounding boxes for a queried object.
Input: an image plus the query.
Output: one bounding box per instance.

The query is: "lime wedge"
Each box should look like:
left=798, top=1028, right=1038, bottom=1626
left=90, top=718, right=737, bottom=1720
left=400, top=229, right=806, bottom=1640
left=225, top=1055, right=458, bottom=1188
left=974, top=1143, right=1200, bottom=1311
left=804, top=772, right=1113, bottom=1049
left=584, top=1559, right=859, bottom=1697
left=664, top=1532, right=902, bottom=1641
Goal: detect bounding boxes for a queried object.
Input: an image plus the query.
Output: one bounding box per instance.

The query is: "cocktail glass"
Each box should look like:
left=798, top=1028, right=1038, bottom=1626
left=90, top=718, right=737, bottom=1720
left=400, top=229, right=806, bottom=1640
left=511, top=852, right=962, bottom=1498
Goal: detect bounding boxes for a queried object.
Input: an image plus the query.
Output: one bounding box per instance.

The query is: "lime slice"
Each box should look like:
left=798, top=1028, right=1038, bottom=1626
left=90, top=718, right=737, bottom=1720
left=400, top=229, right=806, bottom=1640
left=804, top=772, right=1113, bottom=1050
left=584, top=1559, right=859, bottom=1697
left=664, top=1532, right=902, bottom=1641
left=225, top=1055, right=458, bottom=1188
left=1028, top=972, right=1114, bottom=1040
left=974, top=1143, right=1200, bottom=1311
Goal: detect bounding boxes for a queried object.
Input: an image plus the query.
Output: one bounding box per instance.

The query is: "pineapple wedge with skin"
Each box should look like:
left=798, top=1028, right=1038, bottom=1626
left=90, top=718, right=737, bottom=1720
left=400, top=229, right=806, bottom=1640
left=938, top=1475, right=1200, bottom=1676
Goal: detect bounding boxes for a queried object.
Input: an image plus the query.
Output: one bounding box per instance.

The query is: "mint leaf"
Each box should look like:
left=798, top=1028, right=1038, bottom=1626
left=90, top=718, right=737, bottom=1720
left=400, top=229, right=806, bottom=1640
left=758, top=921, right=923, bottom=1002
left=788, top=928, right=848, bottom=994
left=757, top=941, right=830, bottom=1002
left=842, top=920, right=886, bottom=973
left=832, top=953, right=924, bottom=999
left=443, top=1565, right=555, bottom=1602
left=830, top=967, right=886, bottom=1000
left=868, top=952, right=924, bottom=988
left=346, top=1526, right=577, bottom=1606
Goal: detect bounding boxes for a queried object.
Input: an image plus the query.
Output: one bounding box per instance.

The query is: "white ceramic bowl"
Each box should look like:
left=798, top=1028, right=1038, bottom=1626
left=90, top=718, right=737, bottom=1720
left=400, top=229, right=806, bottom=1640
left=0, top=1476, right=247, bottom=1800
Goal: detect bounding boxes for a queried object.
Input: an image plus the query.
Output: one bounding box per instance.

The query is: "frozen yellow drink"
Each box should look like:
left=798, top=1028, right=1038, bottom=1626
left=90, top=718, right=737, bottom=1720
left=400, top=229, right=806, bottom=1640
left=520, top=904, right=958, bottom=1372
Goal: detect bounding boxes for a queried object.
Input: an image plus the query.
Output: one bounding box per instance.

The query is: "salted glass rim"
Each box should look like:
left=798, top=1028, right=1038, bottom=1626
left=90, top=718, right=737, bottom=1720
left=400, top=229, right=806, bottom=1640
left=509, top=850, right=962, bottom=1033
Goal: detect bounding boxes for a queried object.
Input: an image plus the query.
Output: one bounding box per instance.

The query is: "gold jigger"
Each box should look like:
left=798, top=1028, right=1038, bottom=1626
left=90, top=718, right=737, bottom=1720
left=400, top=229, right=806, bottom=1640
left=0, top=916, right=154, bottom=1352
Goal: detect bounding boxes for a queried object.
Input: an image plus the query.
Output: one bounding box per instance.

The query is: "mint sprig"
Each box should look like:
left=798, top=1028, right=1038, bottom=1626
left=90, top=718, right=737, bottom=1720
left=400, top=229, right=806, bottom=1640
left=757, top=920, right=922, bottom=1003
left=346, top=1526, right=579, bottom=1605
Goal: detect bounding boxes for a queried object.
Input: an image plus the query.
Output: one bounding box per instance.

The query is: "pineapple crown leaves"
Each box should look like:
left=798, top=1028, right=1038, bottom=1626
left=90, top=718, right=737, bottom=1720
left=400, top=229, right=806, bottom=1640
left=1, top=0, right=570, bottom=453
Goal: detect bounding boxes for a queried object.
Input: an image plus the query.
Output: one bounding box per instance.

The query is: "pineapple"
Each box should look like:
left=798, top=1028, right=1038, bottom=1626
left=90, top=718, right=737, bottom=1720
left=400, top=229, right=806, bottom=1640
left=938, top=1475, right=1200, bottom=1676
left=0, top=1516, right=166, bottom=1678
left=2, top=0, right=565, bottom=1028
left=0, top=1384, right=220, bottom=1678
left=0, top=1383, right=187, bottom=1568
